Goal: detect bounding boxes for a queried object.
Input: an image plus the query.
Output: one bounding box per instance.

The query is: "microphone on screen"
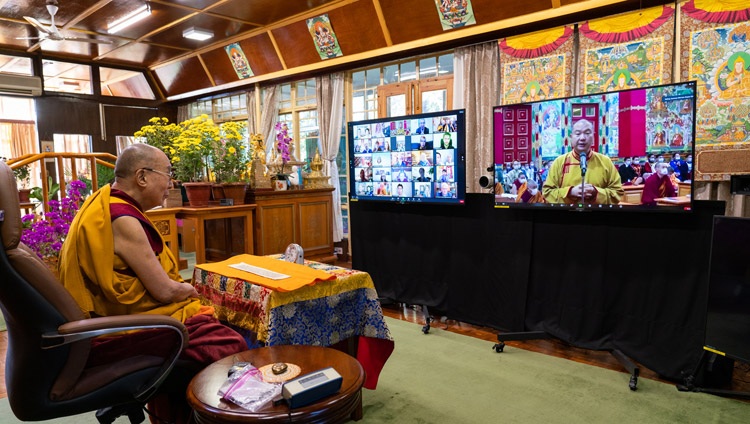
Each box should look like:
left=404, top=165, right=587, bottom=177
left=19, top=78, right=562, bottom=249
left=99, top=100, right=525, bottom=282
left=580, top=153, right=587, bottom=177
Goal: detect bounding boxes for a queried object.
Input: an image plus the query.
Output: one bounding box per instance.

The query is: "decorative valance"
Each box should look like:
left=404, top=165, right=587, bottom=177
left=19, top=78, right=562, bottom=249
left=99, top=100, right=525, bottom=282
left=681, top=0, right=750, bottom=23
left=499, top=26, right=573, bottom=59
left=580, top=5, right=674, bottom=43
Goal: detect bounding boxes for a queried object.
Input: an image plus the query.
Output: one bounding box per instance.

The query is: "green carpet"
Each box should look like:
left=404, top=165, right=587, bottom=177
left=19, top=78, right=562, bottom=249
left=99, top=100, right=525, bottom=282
left=1, top=317, right=749, bottom=423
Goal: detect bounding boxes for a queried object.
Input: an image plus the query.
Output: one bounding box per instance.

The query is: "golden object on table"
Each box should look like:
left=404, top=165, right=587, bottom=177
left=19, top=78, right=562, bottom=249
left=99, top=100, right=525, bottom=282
left=303, top=148, right=331, bottom=188
left=249, top=158, right=271, bottom=189
left=259, top=362, right=301, bottom=383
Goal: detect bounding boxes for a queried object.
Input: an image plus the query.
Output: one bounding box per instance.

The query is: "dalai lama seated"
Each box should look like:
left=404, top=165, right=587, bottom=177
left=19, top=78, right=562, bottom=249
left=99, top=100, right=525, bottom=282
left=59, top=143, right=248, bottom=424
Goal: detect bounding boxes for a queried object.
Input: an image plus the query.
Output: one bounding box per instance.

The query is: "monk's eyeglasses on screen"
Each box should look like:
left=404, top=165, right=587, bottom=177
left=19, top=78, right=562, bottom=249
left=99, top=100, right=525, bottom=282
left=140, top=168, right=174, bottom=179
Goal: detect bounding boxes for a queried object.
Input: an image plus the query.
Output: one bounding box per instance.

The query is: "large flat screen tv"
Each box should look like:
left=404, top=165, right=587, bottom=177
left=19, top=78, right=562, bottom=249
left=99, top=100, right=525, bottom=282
left=348, top=109, right=466, bottom=205
left=704, top=216, right=750, bottom=364
left=492, top=81, right=696, bottom=212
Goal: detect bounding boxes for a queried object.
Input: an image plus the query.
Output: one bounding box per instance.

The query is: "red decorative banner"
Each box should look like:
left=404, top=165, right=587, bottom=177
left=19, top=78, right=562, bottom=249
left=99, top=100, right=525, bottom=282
left=681, top=0, right=750, bottom=23
left=499, top=26, right=573, bottom=59
left=580, top=6, right=673, bottom=43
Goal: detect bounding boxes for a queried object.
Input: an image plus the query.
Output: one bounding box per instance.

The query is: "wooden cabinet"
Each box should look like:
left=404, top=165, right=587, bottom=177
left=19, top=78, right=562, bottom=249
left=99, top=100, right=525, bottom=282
left=246, top=188, right=335, bottom=264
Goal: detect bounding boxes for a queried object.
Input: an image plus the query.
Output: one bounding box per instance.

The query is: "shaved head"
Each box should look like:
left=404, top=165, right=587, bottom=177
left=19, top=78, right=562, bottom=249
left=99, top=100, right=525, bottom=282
left=115, top=143, right=165, bottom=181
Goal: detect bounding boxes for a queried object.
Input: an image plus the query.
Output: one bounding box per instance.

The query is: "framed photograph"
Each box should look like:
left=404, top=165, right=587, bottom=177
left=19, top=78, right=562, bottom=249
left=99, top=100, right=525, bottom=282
left=41, top=141, right=54, bottom=153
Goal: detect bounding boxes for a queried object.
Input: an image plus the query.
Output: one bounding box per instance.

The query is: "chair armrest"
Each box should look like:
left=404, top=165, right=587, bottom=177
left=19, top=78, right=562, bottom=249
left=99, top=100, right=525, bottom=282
left=44, top=315, right=190, bottom=402
left=44, top=315, right=188, bottom=350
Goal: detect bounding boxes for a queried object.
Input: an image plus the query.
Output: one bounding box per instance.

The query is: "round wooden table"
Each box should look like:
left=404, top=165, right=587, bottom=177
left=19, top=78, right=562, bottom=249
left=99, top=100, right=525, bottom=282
left=187, top=345, right=365, bottom=423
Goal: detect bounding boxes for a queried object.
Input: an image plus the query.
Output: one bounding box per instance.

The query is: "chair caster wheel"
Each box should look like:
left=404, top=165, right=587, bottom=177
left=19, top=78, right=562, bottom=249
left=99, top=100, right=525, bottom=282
left=493, top=342, right=505, bottom=352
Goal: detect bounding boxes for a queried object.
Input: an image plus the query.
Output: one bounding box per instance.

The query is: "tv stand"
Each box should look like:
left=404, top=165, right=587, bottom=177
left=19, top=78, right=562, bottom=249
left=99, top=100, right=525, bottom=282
left=677, top=350, right=750, bottom=399
left=492, top=332, right=641, bottom=390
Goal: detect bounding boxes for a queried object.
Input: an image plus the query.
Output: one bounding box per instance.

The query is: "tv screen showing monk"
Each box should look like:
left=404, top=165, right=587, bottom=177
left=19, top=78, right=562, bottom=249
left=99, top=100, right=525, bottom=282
left=492, top=81, right=696, bottom=213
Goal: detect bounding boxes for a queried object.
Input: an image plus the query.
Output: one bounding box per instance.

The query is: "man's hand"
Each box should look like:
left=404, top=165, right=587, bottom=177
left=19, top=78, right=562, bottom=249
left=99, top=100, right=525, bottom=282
left=569, top=184, right=597, bottom=201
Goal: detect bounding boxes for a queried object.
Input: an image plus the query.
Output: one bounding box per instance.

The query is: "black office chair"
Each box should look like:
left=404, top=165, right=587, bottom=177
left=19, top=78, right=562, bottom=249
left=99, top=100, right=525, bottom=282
left=0, top=160, right=189, bottom=422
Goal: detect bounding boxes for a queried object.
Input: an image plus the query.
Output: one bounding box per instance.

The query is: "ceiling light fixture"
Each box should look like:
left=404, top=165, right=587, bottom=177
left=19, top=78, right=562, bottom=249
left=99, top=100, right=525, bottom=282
left=108, top=4, right=151, bottom=34
left=182, top=27, right=214, bottom=41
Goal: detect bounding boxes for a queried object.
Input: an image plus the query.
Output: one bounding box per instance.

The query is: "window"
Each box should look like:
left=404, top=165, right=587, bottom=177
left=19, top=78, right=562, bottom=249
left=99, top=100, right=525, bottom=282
left=276, top=79, right=319, bottom=167
left=42, top=60, right=93, bottom=95
left=100, top=67, right=155, bottom=100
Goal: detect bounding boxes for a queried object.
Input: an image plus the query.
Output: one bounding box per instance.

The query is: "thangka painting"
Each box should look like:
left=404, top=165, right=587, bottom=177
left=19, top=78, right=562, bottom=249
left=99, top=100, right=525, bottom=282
left=225, top=43, right=253, bottom=79
left=498, top=26, right=575, bottom=106
left=434, top=0, right=476, bottom=30
left=307, top=14, right=343, bottom=60
left=582, top=38, right=665, bottom=93
left=680, top=1, right=750, bottom=147
left=501, top=55, right=568, bottom=105
left=578, top=5, right=675, bottom=95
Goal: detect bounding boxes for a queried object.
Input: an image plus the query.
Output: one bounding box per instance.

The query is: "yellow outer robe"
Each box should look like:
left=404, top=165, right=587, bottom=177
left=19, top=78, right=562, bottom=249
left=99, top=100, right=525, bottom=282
left=59, top=185, right=202, bottom=321
left=542, top=151, right=623, bottom=204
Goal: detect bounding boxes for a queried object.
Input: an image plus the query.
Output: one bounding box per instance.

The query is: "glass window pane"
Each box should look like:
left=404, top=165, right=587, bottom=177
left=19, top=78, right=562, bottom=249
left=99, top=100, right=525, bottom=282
left=352, top=91, right=365, bottom=113
left=438, top=53, right=454, bottom=75
left=42, top=60, right=93, bottom=95
left=422, top=89, right=447, bottom=113
left=419, top=57, right=437, bottom=79
left=383, top=64, right=398, bottom=84
left=352, top=71, right=365, bottom=90
left=366, top=68, right=380, bottom=87
left=400, top=61, right=417, bottom=82
left=387, top=94, right=406, bottom=117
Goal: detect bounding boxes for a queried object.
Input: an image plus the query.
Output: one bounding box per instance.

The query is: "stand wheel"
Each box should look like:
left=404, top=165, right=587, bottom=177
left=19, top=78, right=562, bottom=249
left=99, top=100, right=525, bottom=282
left=629, top=375, right=638, bottom=391
left=422, top=317, right=432, bottom=334
left=493, top=342, right=505, bottom=353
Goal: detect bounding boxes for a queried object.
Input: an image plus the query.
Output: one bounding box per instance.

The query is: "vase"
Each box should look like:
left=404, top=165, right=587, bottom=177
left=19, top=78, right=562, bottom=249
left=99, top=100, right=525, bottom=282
left=182, top=182, right=212, bottom=207
left=274, top=177, right=288, bottom=191
left=222, top=182, right=247, bottom=204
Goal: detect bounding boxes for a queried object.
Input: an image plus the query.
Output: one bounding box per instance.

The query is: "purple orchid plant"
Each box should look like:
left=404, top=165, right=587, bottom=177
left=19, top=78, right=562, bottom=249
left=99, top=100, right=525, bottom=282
left=274, top=121, right=292, bottom=176
left=21, top=180, right=87, bottom=259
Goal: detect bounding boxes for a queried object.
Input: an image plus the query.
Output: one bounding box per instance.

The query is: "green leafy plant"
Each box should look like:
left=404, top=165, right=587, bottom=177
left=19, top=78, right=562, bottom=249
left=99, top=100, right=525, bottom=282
left=212, top=121, right=249, bottom=183
left=13, top=164, right=31, bottom=189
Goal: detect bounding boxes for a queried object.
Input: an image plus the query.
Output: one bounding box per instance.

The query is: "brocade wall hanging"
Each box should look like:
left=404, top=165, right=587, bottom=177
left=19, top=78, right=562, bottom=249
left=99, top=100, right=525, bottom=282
left=578, top=5, right=675, bottom=95
left=680, top=0, right=750, bottom=180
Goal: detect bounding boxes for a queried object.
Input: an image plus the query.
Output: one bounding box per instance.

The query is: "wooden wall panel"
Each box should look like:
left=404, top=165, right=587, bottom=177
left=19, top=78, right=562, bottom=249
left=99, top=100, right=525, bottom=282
left=154, top=56, right=213, bottom=97
left=470, top=0, right=551, bottom=24
left=325, top=1, right=388, bottom=55
left=240, top=33, right=284, bottom=75
left=379, top=0, right=444, bottom=45
left=35, top=97, right=101, bottom=147
left=271, top=21, right=324, bottom=69
left=200, top=48, right=238, bottom=86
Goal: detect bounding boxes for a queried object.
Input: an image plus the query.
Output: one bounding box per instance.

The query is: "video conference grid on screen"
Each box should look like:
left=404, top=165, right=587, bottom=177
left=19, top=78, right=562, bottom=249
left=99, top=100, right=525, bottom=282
left=349, top=110, right=465, bottom=205
left=492, top=81, right=697, bottom=213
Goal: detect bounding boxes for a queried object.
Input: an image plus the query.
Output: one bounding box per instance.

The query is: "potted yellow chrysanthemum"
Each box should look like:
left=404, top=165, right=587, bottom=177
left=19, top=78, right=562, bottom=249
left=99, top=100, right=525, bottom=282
left=211, top=121, right=249, bottom=204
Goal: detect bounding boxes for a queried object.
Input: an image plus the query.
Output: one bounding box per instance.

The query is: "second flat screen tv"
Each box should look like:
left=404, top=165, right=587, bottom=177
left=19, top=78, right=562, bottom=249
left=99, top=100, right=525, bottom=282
left=348, top=109, right=466, bottom=205
left=492, top=81, right=697, bottom=212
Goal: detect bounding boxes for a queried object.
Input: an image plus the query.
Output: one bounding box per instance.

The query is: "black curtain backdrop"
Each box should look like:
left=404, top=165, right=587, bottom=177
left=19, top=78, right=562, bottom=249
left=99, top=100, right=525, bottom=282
left=351, top=194, right=725, bottom=380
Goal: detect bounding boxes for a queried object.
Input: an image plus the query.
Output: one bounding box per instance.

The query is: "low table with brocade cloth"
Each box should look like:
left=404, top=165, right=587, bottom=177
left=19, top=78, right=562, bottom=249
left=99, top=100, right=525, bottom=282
left=191, top=254, right=394, bottom=389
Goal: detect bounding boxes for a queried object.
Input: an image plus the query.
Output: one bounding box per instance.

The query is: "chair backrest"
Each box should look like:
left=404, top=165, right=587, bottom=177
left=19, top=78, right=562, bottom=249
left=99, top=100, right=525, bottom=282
left=0, top=160, right=104, bottom=418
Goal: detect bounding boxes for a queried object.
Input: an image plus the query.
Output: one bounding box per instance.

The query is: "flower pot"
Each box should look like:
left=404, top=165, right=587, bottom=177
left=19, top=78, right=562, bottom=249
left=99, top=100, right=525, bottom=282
left=222, top=182, right=247, bottom=204
left=182, top=182, right=212, bottom=207
left=211, top=184, right=225, bottom=201
left=274, top=178, right=288, bottom=191
left=18, top=188, right=31, bottom=204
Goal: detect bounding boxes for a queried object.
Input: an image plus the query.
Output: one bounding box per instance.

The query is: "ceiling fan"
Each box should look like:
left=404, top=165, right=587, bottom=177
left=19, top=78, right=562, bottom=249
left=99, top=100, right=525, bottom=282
left=19, top=0, right=112, bottom=45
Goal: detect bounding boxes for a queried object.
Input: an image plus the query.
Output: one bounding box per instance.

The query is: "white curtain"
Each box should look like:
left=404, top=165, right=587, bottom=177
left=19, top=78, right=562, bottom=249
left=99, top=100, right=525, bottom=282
left=246, top=87, right=258, bottom=134
left=260, top=85, right=281, bottom=157
left=1, top=121, right=41, bottom=187
left=315, top=73, right=345, bottom=242
left=455, top=41, right=500, bottom=193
